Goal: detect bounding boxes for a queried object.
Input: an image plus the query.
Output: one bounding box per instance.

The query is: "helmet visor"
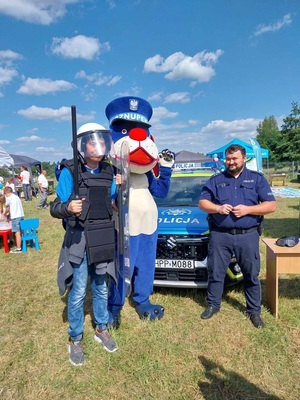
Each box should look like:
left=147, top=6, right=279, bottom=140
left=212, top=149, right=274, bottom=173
left=77, top=130, right=113, bottom=157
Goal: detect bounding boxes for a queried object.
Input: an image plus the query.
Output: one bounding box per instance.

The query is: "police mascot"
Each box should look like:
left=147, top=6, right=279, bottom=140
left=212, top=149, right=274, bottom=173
left=105, top=96, right=175, bottom=326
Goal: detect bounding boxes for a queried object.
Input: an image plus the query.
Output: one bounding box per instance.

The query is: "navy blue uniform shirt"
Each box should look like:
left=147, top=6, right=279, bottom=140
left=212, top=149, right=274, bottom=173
left=200, top=167, right=275, bottom=229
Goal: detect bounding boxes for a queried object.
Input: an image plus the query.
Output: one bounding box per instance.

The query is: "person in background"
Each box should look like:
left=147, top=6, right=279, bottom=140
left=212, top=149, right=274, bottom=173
left=37, top=170, right=49, bottom=209
left=20, top=166, right=32, bottom=201
left=198, top=144, right=276, bottom=328
left=55, top=158, right=67, bottom=182
left=4, top=186, right=24, bottom=254
left=50, top=122, right=120, bottom=367
left=0, top=193, right=12, bottom=242
left=0, top=177, right=4, bottom=194
left=14, top=175, right=22, bottom=197
left=0, top=194, right=7, bottom=221
left=8, top=178, right=16, bottom=194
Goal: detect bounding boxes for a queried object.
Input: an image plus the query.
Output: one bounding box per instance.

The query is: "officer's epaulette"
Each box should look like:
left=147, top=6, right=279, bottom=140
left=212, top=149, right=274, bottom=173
left=247, top=169, right=265, bottom=177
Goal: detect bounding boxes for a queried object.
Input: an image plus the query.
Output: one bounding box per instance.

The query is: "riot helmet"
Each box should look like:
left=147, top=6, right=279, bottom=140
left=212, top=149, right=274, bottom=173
left=275, top=236, right=299, bottom=247
left=76, top=123, right=113, bottom=158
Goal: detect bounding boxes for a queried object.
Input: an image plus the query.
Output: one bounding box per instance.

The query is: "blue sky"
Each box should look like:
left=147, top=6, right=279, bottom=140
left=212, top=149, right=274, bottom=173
left=0, top=0, right=299, bottom=163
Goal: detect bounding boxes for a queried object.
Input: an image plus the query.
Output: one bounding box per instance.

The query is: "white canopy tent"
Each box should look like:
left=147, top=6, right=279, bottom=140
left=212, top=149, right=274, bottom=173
left=0, top=146, right=14, bottom=168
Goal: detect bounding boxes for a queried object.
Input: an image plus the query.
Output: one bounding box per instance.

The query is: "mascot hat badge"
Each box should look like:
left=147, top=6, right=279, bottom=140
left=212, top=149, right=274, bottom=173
left=105, top=96, right=175, bottom=327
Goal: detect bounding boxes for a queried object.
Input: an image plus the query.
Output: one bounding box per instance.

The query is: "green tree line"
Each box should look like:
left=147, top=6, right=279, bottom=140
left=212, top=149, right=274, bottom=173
left=256, top=101, right=300, bottom=163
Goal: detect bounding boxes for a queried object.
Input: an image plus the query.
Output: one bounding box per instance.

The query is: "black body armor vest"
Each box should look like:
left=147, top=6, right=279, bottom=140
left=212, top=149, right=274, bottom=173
left=61, top=158, right=115, bottom=264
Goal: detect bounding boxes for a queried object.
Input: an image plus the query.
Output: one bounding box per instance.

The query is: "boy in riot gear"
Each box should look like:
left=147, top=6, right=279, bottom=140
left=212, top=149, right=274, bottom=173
left=50, top=122, right=120, bottom=366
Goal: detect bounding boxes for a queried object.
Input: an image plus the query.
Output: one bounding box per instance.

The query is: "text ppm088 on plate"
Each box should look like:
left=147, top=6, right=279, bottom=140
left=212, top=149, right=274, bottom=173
left=155, top=259, right=195, bottom=269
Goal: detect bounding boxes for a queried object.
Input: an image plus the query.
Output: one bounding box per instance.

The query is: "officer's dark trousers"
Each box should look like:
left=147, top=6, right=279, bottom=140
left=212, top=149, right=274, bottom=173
left=206, top=229, right=261, bottom=314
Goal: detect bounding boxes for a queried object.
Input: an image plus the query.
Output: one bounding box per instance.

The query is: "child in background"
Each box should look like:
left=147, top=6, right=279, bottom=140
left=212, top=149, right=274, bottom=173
left=0, top=177, right=4, bottom=194
left=0, top=193, right=12, bottom=246
left=8, top=178, right=16, bottom=194
left=4, top=186, right=24, bottom=253
left=0, top=194, right=7, bottom=221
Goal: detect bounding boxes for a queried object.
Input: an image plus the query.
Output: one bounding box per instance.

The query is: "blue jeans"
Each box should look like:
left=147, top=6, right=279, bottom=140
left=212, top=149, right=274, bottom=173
left=22, top=184, right=31, bottom=201
left=68, top=252, right=109, bottom=341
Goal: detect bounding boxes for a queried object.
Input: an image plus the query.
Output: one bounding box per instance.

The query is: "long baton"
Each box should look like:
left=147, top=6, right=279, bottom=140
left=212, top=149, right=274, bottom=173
left=71, top=105, right=79, bottom=198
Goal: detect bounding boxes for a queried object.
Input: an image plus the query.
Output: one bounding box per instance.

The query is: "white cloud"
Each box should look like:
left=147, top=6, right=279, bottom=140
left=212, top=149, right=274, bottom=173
left=81, top=89, right=97, bottom=102
left=152, top=117, right=262, bottom=155
left=197, top=118, right=262, bottom=151
left=164, top=92, right=190, bottom=104
left=17, top=105, right=95, bottom=122
left=148, top=91, right=191, bottom=104
left=107, top=75, right=122, bottom=86
left=26, top=128, right=39, bottom=134
left=144, top=50, right=223, bottom=83
left=0, top=0, right=78, bottom=25
left=150, top=127, right=201, bottom=154
left=0, top=50, right=22, bottom=89
left=152, top=106, right=178, bottom=124
left=200, top=118, right=261, bottom=136
left=253, top=13, right=292, bottom=37
left=35, top=147, right=57, bottom=152
left=194, top=90, right=205, bottom=98
left=17, top=77, right=76, bottom=95
left=51, top=35, right=110, bottom=60
left=0, top=67, right=18, bottom=87
left=75, top=70, right=121, bottom=86
left=16, top=135, right=46, bottom=142
left=0, top=140, right=10, bottom=144
left=188, top=120, right=200, bottom=126
left=152, top=121, right=190, bottom=132
left=116, top=87, right=141, bottom=97
left=148, top=92, right=164, bottom=102
left=0, top=50, right=23, bottom=64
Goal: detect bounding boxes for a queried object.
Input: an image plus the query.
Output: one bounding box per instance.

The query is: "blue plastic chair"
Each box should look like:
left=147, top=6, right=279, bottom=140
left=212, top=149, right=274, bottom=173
left=20, top=218, right=41, bottom=252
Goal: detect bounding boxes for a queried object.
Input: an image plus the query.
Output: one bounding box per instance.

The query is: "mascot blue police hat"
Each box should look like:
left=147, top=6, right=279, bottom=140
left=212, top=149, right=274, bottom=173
left=105, top=96, right=153, bottom=128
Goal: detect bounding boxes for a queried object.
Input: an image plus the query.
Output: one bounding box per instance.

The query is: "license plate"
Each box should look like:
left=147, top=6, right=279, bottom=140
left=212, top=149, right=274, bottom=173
left=155, top=259, right=195, bottom=269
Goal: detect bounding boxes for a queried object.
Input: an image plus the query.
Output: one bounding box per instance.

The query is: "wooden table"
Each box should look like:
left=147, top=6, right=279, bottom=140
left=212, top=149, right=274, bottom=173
left=263, top=238, right=300, bottom=317
left=269, top=173, right=286, bottom=186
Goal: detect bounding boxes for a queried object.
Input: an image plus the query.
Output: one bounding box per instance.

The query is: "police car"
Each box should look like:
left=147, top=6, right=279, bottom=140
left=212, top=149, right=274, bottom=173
left=154, top=170, right=243, bottom=288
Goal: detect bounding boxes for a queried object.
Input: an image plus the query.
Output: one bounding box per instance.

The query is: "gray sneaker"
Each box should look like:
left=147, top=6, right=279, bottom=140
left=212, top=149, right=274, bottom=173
left=94, top=329, right=118, bottom=353
left=69, top=340, right=85, bottom=366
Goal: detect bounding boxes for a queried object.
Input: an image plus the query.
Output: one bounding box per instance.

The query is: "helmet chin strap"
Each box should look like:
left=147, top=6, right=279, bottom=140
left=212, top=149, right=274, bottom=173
left=77, top=152, right=86, bottom=165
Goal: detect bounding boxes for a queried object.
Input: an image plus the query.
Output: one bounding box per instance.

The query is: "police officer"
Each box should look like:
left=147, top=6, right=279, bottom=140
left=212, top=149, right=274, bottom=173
left=198, top=144, right=276, bottom=328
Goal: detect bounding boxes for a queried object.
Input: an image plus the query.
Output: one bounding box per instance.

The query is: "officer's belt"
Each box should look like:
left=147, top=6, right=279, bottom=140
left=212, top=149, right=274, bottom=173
left=212, top=226, right=258, bottom=235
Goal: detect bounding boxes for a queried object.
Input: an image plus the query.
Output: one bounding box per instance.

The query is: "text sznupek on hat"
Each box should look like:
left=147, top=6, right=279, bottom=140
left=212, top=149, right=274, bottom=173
left=105, top=96, right=153, bottom=128
left=275, top=236, right=299, bottom=247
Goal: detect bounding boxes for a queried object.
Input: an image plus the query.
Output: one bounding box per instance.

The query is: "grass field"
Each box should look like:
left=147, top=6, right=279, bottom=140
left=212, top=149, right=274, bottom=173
left=0, top=186, right=300, bottom=400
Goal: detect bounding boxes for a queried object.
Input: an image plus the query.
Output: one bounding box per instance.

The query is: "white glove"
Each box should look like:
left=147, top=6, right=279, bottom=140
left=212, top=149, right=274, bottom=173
left=158, top=149, right=175, bottom=168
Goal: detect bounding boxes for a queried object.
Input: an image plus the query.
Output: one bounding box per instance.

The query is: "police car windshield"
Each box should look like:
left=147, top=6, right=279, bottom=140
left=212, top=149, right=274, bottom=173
left=154, top=174, right=211, bottom=206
